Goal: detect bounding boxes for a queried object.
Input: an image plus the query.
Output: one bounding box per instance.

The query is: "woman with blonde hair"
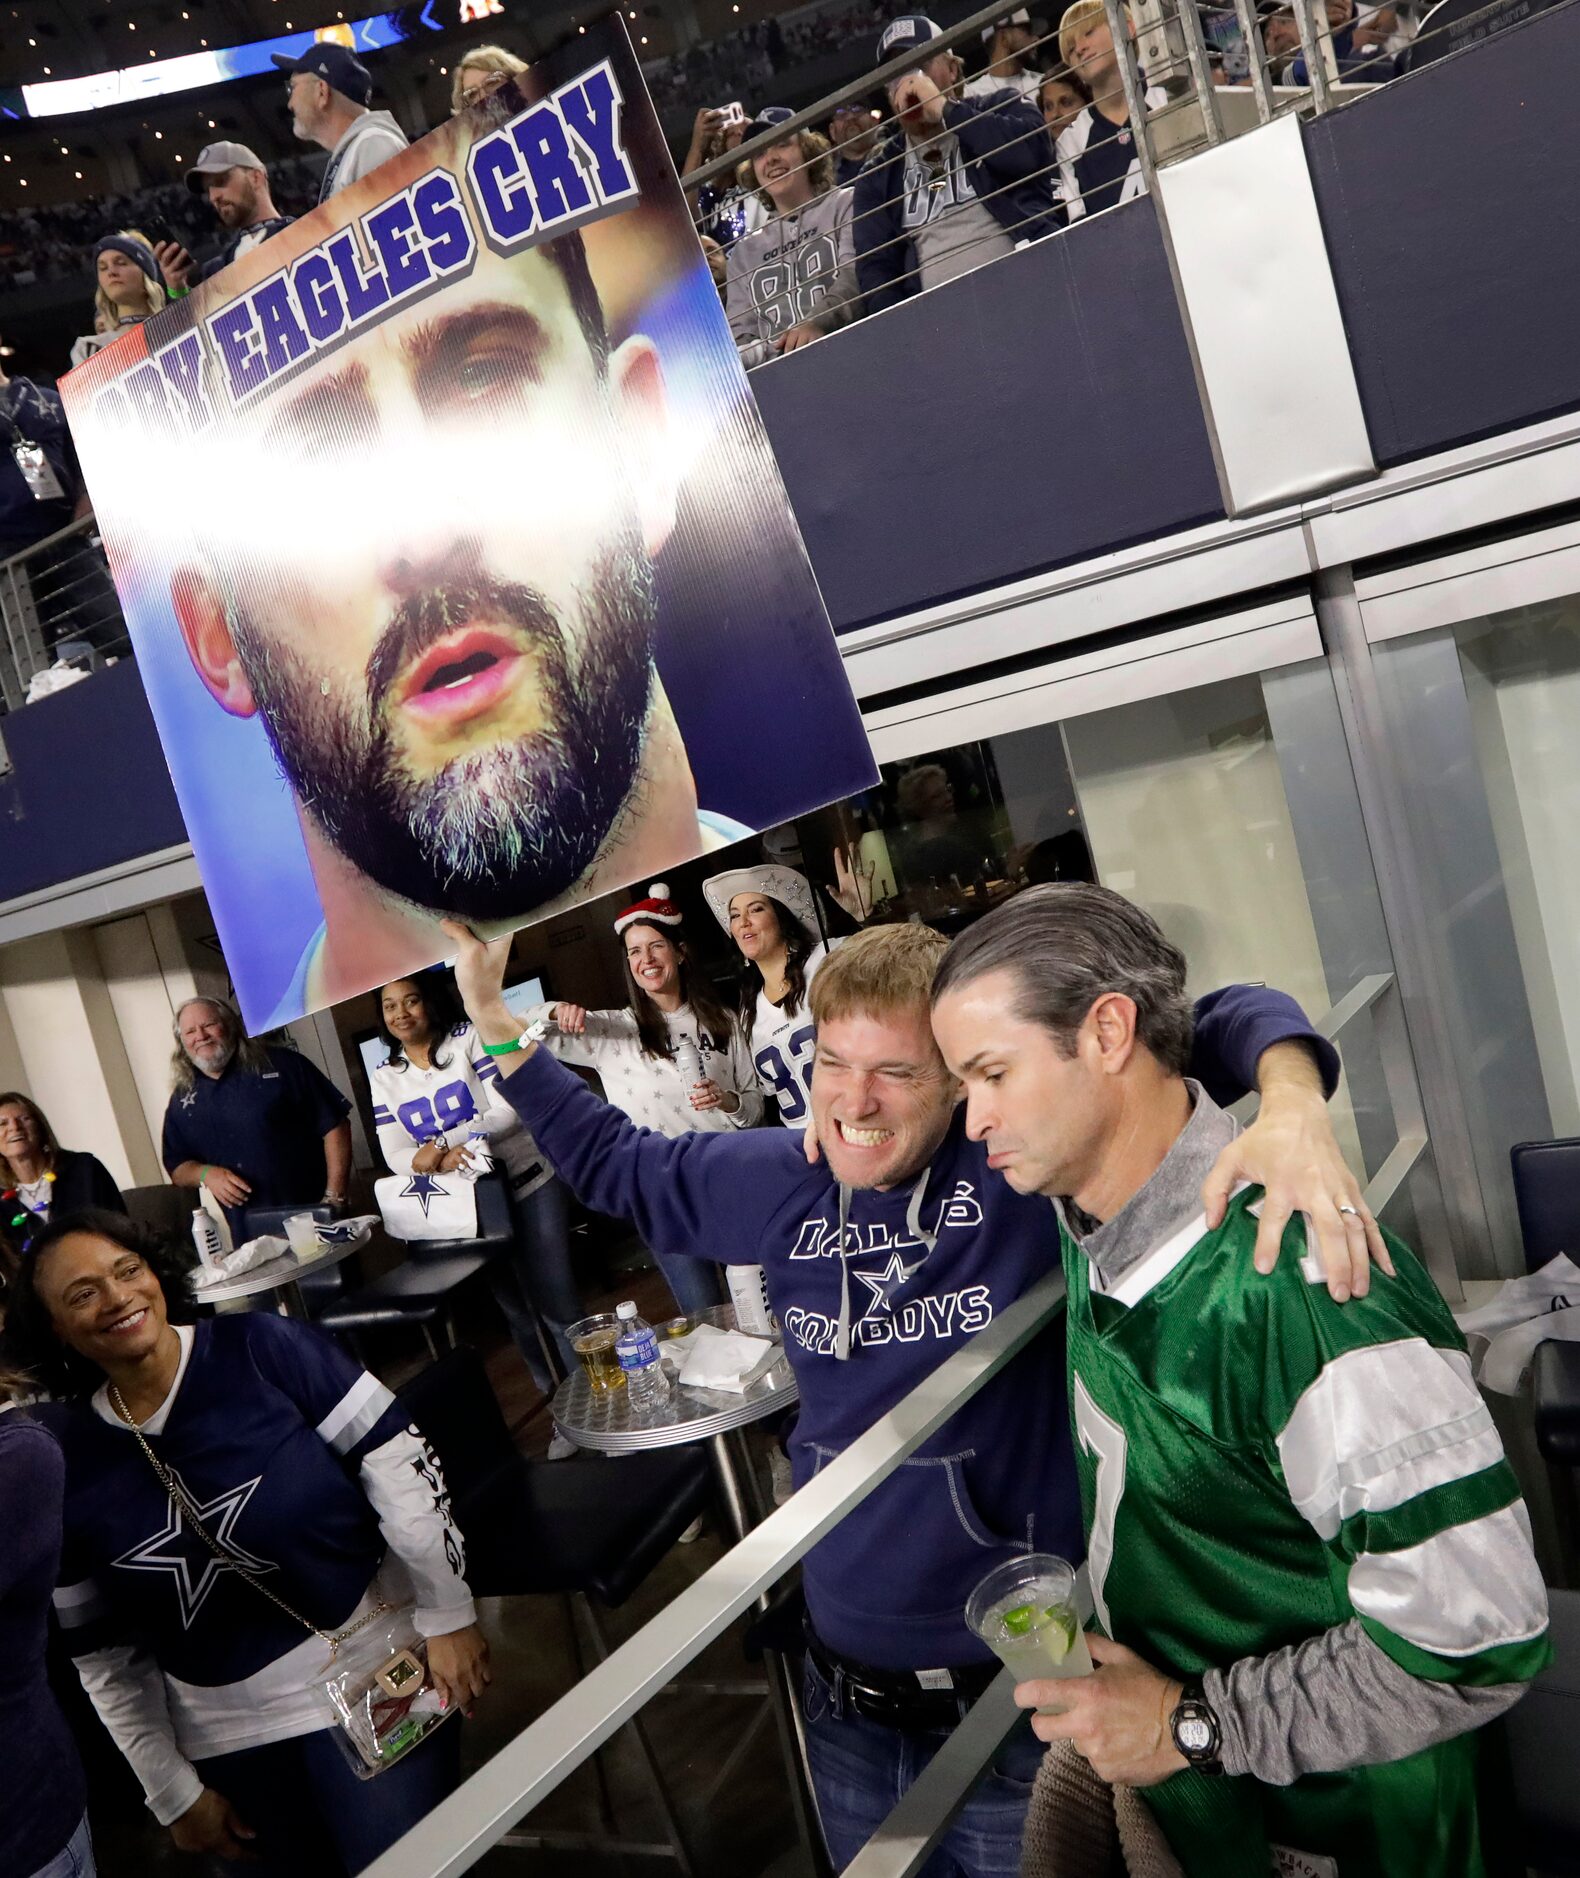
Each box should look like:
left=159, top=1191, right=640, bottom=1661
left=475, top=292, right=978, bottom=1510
left=450, top=43, right=528, bottom=115
left=68, top=231, right=167, bottom=367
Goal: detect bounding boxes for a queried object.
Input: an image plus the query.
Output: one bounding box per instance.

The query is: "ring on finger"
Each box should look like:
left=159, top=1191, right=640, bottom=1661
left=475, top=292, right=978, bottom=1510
left=1336, top=1203, right=1361, bottom=1219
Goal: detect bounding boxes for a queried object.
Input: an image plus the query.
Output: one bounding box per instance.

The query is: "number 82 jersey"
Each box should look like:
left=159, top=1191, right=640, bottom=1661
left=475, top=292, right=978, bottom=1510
left=749, top=941, right=830, bottom=1132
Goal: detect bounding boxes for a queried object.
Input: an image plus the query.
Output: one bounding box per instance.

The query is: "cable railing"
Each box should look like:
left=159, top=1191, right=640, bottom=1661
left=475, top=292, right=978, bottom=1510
left=694, top=0, right=1519, bottom=372
left=0, top=512, right=131, bottom=713
left=361, top=967, right=1440, bottom=1878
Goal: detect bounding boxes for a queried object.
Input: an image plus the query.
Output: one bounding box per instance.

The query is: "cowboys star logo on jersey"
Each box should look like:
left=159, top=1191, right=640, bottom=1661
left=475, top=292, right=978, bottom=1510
left=114, top=1470, right=276, bottom=1628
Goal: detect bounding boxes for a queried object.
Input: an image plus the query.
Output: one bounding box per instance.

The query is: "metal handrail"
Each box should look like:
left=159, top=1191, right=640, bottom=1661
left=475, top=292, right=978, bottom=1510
left=363, top=1269, right=1069, bottom=1878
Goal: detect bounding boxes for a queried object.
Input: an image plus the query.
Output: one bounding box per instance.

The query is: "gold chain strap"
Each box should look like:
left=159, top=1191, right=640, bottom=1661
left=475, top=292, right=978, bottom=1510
left=109, top=1385, right=388, bottom=1658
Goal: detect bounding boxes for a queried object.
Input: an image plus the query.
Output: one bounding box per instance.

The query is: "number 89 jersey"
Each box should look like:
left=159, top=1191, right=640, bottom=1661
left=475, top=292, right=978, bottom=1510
left=749, top=941, right=829, bottom=1132
left=1061, top=1190, right=1548, bottom=1878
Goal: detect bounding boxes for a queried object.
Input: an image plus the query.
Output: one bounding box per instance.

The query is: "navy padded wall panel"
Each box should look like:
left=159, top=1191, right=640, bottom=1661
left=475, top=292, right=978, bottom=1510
left=0, top=661, right=188, bottom=899
left=751, top=197, right=1224, bottom=635
left=1306, top=4, right=1580, bottom=465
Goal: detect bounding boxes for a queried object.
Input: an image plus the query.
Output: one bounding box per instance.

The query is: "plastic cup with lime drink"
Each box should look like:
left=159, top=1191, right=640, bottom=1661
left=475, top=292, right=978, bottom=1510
left=965, top=1554, right=1092, bottom=1713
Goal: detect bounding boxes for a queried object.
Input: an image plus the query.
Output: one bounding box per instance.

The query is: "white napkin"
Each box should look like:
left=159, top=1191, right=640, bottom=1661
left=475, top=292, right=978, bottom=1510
left=192, top=1235, right=289, bottom=1285
left=676, top=1323, right=778, bottom=1393
left=1455, top=1254, right=1580, bottom=1394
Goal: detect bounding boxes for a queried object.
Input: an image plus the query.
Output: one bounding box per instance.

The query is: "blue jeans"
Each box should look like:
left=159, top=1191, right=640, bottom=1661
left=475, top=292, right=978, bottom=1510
left=662, top=1253, right=724, bottom=1316
left=25, top=1813, right=94, bottom=1878
left=491, top=1175, right=583, bottom=1393
left=802, top=1654, right=1042, bottom=1878
left=194, top=1716, right=460, bottom=1876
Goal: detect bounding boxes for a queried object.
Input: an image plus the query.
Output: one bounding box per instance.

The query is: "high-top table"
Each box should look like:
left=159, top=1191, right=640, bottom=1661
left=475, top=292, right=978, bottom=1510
left=551, top=1306, right=826, bottom=1873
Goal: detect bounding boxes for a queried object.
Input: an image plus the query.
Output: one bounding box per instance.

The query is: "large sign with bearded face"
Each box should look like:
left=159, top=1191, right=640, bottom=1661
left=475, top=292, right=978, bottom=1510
left=60, top=19, right=875, bottom=1030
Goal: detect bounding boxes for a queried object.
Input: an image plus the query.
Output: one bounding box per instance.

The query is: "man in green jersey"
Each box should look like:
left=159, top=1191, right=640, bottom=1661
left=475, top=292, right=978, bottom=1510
left=930, top=884, right=1550, bottom=1878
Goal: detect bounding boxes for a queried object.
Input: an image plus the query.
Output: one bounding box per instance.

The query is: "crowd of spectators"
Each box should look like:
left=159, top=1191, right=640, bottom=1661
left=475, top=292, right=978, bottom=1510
left=0, top=156, right=325, bottom=289
left=689, top=0, right=1422, bottom=367
left=644, top=0, right=896, bottom=117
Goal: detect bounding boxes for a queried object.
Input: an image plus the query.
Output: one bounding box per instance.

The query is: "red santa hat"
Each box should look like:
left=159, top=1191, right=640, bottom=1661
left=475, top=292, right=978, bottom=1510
left=613, top=883, right=684, bottom=937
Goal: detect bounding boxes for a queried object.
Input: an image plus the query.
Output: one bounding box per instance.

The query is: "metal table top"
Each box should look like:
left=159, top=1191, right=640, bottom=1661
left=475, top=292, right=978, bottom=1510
left=191, top=1235, right=365, bottom=1304
left=551, top=1303, right=798, bottom=1453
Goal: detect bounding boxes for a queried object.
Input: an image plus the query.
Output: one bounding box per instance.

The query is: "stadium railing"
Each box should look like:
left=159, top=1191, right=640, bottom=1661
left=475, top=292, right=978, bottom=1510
left=0, top=513, right=131, bottom=713
left=687, top=0, right=1513, bottom=357
left=358, top=967, right=1436, bottom=1878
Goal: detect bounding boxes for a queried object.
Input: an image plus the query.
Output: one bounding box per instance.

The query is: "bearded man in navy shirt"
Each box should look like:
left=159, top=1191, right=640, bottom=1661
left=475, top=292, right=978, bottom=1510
left=446, top=916, right=1377, bottom=1877
left=161, top=997, right=352, bottom=1240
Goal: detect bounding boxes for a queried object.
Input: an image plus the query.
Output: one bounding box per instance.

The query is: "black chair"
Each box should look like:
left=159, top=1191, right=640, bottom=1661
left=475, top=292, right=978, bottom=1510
left=1511, top=1138, right=1580, bottom=1271
left=317, top=1178, right=512, bottom=1359
left=398, top=1347, right=712, bottom=1871
left=1519, top=1342, right=1580, bottom=1874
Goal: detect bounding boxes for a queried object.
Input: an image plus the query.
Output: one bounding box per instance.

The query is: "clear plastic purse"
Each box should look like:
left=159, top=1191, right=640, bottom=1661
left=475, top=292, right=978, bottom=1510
left=115, top=1389, right=456, bottom=1779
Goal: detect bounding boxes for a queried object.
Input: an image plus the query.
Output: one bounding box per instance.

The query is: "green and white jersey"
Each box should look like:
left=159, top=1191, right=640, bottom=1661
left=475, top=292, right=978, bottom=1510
left=1063, top=1187, right=1550, bottom=1878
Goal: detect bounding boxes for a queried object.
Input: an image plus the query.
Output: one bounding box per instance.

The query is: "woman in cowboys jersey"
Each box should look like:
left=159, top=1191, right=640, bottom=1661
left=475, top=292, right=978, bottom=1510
left=703, top=864, right=835, bottom=1133
left=12, top=1211, right=487, bottom=1875
left=538, top=886, right=763, bottom=1314
left=371, top=971, right=585, bottom=1402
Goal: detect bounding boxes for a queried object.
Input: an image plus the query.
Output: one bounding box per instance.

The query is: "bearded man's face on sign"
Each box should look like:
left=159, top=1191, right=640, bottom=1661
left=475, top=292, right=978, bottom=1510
left=173, top=236, right=678, bottom=923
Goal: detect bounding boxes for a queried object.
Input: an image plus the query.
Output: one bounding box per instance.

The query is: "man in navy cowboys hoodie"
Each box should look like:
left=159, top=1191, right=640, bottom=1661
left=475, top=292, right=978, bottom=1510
left=855, top=15, right=1062, bottom=315
left=448, top=917, right=1363, bottom=1876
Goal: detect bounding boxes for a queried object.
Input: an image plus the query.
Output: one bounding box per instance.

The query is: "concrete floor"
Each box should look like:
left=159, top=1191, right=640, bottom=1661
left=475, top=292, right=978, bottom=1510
left=89, top=1240, right=812, bottom=1878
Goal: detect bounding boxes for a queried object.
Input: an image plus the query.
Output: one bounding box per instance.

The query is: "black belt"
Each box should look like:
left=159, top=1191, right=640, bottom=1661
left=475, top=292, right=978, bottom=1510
left=804, top=1620, right=999, bottom=1731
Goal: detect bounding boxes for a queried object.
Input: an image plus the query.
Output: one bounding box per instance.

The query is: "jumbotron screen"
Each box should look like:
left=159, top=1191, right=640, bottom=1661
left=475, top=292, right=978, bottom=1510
left=2, top=0, right=504, bottom=120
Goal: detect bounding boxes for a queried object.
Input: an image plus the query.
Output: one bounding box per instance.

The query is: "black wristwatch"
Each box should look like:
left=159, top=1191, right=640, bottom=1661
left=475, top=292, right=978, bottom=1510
left=1169, top=1682, right=1224, bottom=1775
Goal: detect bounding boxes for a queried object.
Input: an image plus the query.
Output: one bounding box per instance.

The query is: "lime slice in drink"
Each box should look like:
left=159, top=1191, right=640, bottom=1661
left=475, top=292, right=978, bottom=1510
left=1000, top=1601, right=1039, bottom=1636
left=1040, top=1606, right=1078, bottom=1665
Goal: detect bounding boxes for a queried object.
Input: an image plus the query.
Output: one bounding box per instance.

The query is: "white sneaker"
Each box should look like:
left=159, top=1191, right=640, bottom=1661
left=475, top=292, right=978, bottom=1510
left=769, top=1447, right=793, bottom=1506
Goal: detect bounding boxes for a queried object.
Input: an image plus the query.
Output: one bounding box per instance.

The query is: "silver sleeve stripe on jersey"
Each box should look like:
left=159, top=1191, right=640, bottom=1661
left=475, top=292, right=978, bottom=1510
left=314, top=1372, right=397, bottom=1455
left=1348, top=1501, right=1550, bottom=1659
left=1275, top=1340, right=1501, bottom=1541
left=53, top=1577, right=109, bottom=1629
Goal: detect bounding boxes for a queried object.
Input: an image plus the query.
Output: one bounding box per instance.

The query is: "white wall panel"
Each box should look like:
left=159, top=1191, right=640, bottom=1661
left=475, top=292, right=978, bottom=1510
left=1157, top=114, right=1374, bottom=514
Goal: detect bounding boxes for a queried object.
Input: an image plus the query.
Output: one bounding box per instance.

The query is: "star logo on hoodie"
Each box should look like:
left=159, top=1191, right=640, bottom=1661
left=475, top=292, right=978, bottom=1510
left=853, top=1251, right=925, bottom=1318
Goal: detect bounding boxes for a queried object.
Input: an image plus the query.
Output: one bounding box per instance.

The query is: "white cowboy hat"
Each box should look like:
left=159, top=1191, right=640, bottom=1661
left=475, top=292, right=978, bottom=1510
left=702, top=865, right=819, bottom=939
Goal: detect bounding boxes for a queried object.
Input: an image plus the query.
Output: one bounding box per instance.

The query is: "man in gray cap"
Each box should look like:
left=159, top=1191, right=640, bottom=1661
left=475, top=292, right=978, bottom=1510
left=157, top=143, right=295, bottom=290
left=854, top=14, right=1058, bottom=312
left=271, top=42, right=409, bottom=201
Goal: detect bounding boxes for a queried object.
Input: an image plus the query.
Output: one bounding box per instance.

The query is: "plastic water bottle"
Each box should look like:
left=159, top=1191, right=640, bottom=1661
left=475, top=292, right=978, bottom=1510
left=615, top=1300, right=671, bottom=1411
left=673, top=1037, right=704, bottom=1100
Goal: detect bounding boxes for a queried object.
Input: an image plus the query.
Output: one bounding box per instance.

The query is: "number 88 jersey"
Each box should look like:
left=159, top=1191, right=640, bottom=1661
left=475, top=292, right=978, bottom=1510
left=748, top=941, right=830, bottom=1132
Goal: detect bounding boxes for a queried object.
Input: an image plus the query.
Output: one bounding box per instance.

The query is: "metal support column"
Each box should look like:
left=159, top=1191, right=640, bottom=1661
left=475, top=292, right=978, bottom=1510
left=1316, top=567, right=1489, bottom=1276
left=708, top=1433, right=831, bottom=1878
